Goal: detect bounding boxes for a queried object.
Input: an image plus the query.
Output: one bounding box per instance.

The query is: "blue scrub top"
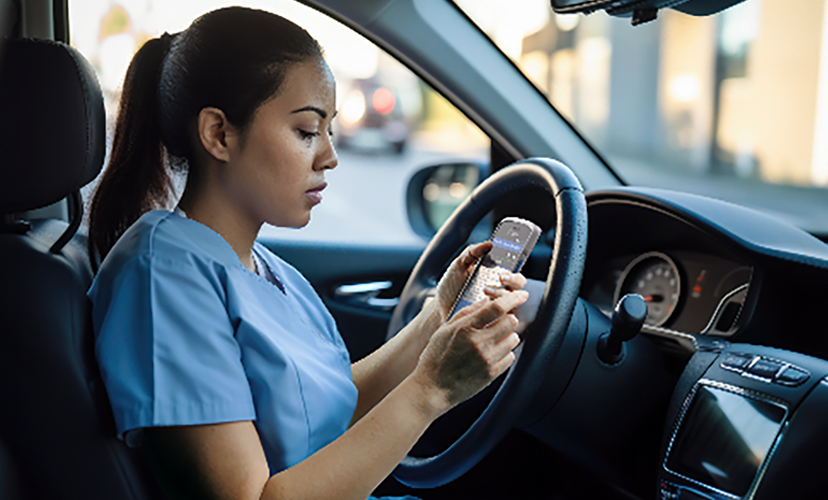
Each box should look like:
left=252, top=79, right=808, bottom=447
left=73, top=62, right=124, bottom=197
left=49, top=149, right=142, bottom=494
left=88, top=210, right=358, bottom=475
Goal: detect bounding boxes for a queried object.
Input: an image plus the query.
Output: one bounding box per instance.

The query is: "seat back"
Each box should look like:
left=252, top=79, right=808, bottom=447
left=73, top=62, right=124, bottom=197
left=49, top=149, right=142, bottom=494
left=0, top=38, right=164, bottom=500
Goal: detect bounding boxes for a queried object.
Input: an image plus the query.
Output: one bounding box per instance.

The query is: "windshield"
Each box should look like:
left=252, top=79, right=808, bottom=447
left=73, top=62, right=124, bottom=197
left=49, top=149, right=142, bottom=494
left=456, top=0, right=828, bottom=236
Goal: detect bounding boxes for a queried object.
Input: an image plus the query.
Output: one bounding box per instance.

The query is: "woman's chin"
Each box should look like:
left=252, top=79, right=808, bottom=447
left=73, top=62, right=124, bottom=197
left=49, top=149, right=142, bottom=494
left=267, top=213, right=311, bottom=229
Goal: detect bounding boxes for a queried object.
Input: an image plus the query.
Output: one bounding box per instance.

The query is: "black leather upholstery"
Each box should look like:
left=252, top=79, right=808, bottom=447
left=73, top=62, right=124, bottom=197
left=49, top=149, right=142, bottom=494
left=0, top=38, right=105, bottom=213
left=0, top=38, right=165, bottom=499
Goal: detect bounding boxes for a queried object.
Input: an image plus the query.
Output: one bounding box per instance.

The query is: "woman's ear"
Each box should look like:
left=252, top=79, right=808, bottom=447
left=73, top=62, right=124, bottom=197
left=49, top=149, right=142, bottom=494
left=197, top=107, right=238, bottom=163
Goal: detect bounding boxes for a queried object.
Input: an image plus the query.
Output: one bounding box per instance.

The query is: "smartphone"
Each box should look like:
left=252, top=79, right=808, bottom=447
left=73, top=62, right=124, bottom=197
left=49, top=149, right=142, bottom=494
left=448, top=217, right=542, bottom=319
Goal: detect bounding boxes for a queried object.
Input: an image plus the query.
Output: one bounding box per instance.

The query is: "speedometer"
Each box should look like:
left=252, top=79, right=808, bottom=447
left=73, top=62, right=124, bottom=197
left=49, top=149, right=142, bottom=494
left=615, top=252, right=682, bottom=327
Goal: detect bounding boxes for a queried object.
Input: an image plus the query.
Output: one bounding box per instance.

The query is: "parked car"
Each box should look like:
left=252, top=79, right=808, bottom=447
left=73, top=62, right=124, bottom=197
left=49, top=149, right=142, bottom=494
left=335, top=76, right=421, bottom=155
left=2, top=0, right=827, bottom=499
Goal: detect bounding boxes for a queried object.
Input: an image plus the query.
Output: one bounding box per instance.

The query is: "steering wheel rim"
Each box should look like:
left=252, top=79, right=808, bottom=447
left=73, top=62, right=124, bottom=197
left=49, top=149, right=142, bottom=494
left=387, top=158, right=588, bottom=488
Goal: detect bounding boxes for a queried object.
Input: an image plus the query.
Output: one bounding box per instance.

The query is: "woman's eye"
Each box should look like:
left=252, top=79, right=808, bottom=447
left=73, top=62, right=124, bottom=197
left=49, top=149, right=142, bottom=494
left=298, top=129, right=320, bottom=140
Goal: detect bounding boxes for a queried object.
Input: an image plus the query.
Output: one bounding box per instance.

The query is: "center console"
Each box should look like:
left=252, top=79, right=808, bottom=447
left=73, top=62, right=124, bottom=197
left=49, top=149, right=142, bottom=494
left=658, top=344, right=828, bottom=499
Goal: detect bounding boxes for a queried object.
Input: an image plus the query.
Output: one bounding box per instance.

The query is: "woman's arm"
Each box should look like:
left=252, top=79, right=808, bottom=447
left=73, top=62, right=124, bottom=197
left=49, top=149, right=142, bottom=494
left=349, top=242, right=526, bottom=424
left=144, top=378, right=440, bottom=500
left=348, top=296, right=441, bottom=425
left=144, top=290, right=527, bottom=500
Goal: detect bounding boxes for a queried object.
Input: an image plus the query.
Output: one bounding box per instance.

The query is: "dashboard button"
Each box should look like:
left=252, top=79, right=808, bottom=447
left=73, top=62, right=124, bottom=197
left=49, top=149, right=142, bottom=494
left=659, top=482, right=679, bottom=500
left=721, top=353, right=754, bottom=372
left=746, top=358, right=784, bottom=380
left=776, top=366, right=809, bottom=386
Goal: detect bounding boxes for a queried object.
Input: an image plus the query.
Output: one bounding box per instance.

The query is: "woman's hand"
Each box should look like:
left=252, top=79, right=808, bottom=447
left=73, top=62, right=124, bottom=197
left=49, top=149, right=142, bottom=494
left=350, top=242, right=529, bottom=425
left=432, top=241, right=528, bottom=322
left=411, top=288, right=529, bottom=414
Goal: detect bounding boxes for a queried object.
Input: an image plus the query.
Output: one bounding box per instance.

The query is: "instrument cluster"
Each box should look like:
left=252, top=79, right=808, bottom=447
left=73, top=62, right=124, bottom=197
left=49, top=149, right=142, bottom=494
left=583, top=250, right=751, bottom=336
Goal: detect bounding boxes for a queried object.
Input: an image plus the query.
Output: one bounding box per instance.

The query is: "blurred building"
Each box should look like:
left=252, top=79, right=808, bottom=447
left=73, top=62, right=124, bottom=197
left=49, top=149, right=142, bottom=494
left=516, top=0, right=828, bottom=187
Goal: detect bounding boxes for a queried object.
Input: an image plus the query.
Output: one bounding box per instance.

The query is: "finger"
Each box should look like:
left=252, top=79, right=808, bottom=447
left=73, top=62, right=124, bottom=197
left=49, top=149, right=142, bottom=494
left=469, top=291, right=528, bottom=329
left=487, top=314, right=521, bottom=342
left=448, top=296, right=488, bottom=322
left=459, top=241, right=492, bottom=267
left=482, top=285, right=511, bottom=300
left=488, top=350, right=516, bottom=379
left=471, top=314, right=520, bottom=358
left=472, top=295, right=526, bottom=329
left=499, top=271, right=527, bottom=291
left=482, top=285, right=501, bottom=299
left=488, top=331, right=521, bottom=361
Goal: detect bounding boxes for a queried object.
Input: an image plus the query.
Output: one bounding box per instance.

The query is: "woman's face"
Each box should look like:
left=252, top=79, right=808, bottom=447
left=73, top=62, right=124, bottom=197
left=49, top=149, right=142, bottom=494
left=227, top=58, right=338, bottom=229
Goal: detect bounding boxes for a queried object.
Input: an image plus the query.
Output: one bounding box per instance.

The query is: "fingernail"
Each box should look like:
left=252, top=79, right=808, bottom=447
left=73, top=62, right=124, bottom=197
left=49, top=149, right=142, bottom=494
left=518, top=290, right=529, bottom=300
left=484, top=286, right=495, bottom=295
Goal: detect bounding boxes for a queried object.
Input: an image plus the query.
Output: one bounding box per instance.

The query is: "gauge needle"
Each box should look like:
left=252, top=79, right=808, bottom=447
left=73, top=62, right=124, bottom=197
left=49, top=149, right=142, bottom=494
left=643, top=295, right=664, bottom=303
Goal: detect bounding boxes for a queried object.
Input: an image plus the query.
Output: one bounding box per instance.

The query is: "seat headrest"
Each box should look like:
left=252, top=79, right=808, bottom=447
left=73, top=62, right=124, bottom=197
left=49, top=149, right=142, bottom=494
left=0, top=38, right=105, bottom=213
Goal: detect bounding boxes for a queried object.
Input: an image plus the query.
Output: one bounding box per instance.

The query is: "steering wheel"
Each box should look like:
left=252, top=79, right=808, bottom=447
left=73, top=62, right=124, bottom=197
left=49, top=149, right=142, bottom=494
left=386, top=158, right=588, bottom=488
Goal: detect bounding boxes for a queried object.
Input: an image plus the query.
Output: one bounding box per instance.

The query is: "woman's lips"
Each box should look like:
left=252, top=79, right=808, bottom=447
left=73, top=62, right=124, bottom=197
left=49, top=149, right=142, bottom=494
left=305, top=182, right=327, bottom=204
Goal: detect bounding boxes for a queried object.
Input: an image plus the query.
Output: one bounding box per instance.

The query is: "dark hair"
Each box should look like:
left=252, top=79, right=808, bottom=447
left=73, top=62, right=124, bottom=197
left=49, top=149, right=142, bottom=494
left=87, top=7, right=323, bottom=266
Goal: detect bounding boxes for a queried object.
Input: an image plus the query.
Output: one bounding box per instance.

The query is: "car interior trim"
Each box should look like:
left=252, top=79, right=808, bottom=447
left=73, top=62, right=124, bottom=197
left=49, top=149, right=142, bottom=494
left=21, top=0, right=53, bottom=39
left=699, top=283, right=749, bottom=336
left=640, top=323, right=699, bottom=352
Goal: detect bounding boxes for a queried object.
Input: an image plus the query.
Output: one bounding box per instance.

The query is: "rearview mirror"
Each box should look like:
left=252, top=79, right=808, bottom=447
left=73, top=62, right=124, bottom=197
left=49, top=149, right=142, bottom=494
left=551, top=0, right=748, bottom=26
left=406, top=162, right=488, bottom=238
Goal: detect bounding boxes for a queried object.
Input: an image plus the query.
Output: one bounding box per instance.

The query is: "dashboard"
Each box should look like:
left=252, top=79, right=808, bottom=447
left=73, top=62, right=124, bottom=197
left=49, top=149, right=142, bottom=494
left=580, top=187, right=828, bottom=357
left=518, top=186, right=828, bottom=500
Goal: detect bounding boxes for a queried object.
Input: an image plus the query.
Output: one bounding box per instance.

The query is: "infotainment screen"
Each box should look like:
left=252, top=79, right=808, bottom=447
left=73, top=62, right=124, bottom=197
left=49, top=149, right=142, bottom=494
left=666, top=385, right=786, bottom=497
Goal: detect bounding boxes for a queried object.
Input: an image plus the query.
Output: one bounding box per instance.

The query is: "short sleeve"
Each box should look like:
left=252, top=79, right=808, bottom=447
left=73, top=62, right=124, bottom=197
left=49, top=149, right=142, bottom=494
left=90, top=254, right=256, bottom=440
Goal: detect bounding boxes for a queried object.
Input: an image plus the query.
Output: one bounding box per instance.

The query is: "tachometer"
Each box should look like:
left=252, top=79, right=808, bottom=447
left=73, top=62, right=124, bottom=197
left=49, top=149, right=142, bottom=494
left=615, top=252, right=681, bottom=327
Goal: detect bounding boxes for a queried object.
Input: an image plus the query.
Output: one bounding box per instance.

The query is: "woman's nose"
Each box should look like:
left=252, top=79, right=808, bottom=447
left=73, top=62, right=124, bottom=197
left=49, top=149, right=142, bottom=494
left=317, top=134, right=338, bottom=171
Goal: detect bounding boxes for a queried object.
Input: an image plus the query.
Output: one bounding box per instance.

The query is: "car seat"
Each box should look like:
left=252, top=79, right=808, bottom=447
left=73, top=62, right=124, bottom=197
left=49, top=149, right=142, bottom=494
left=0, top=37, right=166, bottom=500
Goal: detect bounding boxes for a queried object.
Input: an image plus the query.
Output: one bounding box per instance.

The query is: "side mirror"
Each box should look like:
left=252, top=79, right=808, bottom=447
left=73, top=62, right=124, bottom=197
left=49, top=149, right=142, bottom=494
left=406, top=161, right=488, bottom=239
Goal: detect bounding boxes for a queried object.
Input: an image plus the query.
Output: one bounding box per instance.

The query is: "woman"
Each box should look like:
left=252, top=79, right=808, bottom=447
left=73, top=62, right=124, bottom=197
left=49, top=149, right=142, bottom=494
left=87, top=7, right=528, bottom=500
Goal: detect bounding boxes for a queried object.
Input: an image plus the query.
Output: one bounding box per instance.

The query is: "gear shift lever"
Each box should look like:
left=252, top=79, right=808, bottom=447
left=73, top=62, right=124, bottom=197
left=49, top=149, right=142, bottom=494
left=598, top=293, right=647, bottom=364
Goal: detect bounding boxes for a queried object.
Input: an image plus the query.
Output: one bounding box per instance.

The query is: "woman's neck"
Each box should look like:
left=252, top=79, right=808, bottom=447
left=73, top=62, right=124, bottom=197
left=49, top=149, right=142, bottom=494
left=178, top=184, right=261, bottom=273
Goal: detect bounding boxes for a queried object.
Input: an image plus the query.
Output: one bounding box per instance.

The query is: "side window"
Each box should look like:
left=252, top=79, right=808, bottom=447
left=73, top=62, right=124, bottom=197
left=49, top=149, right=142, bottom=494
left=70, top=0, right=489, bottom=247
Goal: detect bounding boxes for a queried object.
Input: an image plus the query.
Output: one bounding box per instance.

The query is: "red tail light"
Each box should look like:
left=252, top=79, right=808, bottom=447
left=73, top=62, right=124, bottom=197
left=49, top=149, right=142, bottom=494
left=372, top=87, right=395, bottom=115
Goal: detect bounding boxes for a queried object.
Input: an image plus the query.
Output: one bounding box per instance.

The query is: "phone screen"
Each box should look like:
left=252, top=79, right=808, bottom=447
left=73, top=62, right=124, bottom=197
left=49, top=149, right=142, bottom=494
left=449, top=219, right=539, bottom=318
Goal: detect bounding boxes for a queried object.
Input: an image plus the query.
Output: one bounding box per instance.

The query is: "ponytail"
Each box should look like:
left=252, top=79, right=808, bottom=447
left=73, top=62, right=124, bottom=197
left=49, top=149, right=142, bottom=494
left=87, top=8, right=323, bottom=268
left=87, top=35, right=175, bottom=268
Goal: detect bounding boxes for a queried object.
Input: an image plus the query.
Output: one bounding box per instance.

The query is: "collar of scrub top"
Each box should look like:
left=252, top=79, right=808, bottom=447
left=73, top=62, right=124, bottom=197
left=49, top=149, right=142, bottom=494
left=172, top=206, right=286, bottom=294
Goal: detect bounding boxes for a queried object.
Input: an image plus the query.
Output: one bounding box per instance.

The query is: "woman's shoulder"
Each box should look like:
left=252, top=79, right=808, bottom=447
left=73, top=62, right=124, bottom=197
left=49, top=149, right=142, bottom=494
left=105, top=210, right=238, bottom=269
left=91, top=210, right=240, bottom=294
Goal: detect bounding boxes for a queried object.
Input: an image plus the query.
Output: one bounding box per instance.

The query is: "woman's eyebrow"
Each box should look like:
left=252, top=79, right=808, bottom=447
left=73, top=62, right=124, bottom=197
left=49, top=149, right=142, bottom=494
left=291, top=106, right=337, bottom=119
